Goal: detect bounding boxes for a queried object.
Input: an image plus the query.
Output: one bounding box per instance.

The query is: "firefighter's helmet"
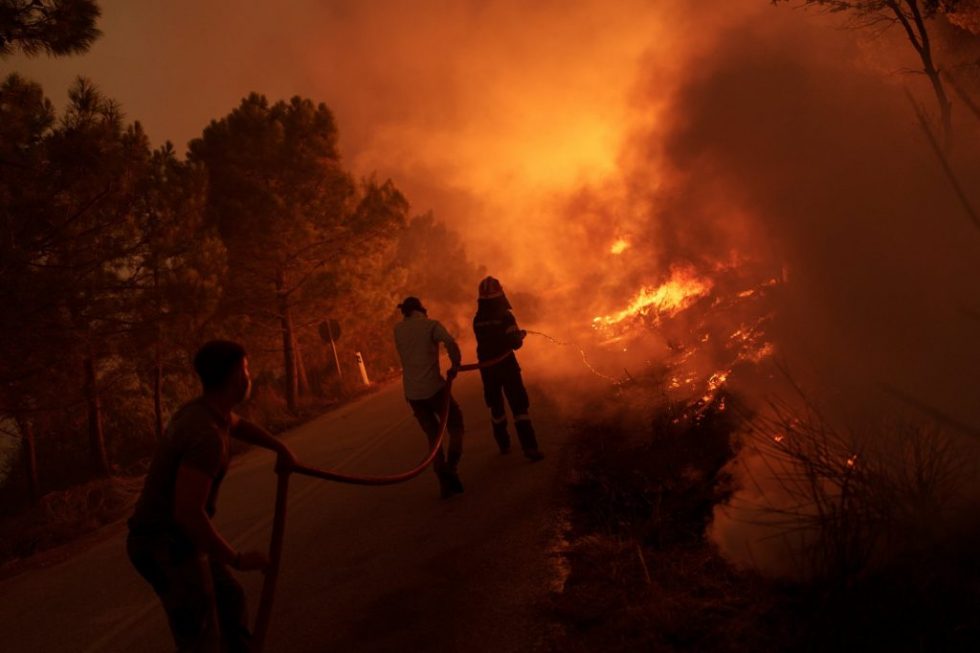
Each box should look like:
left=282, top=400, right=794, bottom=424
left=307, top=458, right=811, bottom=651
left=478, top=276, right=505, bottom=299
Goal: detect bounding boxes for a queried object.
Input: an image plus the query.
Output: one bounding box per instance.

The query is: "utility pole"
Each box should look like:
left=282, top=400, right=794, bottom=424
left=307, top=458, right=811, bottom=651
left=318, top=319, right=343, bottom=380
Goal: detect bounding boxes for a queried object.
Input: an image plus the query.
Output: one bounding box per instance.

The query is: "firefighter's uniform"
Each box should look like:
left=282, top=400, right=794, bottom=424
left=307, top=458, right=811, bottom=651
left=473, top=277, right=543, bottom=460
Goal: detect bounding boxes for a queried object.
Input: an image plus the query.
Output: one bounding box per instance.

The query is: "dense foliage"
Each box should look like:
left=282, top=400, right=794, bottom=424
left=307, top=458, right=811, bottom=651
left=0, top=75, right=482, bottom=504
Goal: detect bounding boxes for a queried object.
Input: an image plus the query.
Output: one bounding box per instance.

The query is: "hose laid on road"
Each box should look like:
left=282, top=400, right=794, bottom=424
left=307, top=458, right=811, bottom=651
left=253, top=350, right=514, bottom=651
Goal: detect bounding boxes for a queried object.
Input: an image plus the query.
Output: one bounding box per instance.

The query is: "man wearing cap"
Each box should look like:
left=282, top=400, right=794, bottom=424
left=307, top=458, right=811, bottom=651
left=393, top=296, right=465, bottom=498
left=473, top=277, right=544, bottom=461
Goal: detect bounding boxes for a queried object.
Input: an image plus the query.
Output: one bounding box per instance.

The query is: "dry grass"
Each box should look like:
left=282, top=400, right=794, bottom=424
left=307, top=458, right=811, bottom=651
left=0, top=476, right=143, bottom=564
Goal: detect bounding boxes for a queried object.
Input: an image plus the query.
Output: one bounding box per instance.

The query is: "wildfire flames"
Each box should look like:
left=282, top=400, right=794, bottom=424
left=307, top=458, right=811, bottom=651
left=592, top=267, right=713, bottom=329
left=609, top=238, right=630, bottom=255
left=584, top=262, right=778, bottom=409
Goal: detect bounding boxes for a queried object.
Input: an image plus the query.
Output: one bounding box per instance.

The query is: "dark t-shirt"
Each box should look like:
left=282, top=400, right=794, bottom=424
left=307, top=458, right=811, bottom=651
left=128, top=398, right=232, bottom=535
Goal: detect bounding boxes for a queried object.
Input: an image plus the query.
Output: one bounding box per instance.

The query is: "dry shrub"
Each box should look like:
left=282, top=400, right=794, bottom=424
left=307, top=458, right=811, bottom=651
left=738, top=395, right=977, bottom=585
left=551, top=378, right=797, bottom=653
left=0, top=476, right=142, bottom=562
left=717, top=388, right=980, bottom=650
left=241, top=382, right=296, bottom=435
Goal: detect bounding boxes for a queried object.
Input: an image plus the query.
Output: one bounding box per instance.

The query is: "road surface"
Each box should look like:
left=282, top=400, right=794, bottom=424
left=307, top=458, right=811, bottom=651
left=0, top=373, right=568, bottom=652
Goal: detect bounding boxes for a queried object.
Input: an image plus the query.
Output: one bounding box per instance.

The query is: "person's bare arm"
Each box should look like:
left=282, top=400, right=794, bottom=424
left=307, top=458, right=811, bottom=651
left=174, top=465, right=268, bottom=570
left=230, top=417, right=297, bottom=472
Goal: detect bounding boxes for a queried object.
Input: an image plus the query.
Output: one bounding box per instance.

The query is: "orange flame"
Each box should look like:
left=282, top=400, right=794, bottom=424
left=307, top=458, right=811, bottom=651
left=609, top=238, right=630, bottom=255
left=593, top=267, right=713, bottom=328
left=702, top=369, right=730, bottom=403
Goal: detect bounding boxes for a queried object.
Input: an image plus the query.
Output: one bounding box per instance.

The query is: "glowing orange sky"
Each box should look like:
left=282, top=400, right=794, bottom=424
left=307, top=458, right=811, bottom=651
left=9, top=0, right=780, bottom=290
left=10, top=2, right=660, bottom=215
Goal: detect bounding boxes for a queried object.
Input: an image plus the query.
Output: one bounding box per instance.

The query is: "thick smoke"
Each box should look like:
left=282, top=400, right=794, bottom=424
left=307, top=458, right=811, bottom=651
left=483, top=0, right=980, bottom=576
left=12, top=0, right=980, bottom=575
left=618, top=2, right=980, bottom=577
left=657, top=8, right=980, bottom=420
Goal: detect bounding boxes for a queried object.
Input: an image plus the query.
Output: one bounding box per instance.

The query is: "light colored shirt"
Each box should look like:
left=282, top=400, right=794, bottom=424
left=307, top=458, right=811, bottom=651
left=394, top=311, right=462, bottom=401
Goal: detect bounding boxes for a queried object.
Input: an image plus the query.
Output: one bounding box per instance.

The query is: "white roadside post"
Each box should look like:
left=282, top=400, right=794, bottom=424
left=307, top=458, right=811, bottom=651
left=355, top=351, right=371, bottom=386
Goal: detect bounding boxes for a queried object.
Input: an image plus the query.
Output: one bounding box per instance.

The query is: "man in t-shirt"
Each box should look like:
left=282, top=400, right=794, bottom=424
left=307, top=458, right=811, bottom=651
left=393, top=296, right=465, bottom=498
left=127, top=340, right=297, bottom=652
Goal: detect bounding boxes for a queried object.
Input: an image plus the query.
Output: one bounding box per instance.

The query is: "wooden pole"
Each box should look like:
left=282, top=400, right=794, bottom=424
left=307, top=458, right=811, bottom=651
left=328, top=328, right=343, bottom=381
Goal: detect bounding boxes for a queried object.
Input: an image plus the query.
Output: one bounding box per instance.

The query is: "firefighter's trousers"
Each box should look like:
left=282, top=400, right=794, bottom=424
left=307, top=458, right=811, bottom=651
left=478, top=354, right=539, bottom=452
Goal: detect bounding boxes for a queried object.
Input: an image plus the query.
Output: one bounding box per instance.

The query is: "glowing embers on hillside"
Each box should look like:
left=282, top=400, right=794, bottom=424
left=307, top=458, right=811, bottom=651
left=593, top=267, right=713, bottom=330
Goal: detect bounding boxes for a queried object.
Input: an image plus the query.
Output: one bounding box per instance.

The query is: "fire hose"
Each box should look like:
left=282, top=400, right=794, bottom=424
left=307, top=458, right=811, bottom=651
left=252, top=351, right=514, bottom=652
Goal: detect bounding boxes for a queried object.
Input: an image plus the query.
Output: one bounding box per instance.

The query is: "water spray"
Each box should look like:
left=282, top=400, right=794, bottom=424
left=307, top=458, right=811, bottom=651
left=524, top=329, right=622, bottom=384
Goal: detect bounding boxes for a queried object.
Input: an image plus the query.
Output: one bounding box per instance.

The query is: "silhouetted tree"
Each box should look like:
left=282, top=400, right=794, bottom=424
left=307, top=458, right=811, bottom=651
left=129, top=144, right=225, bottom=442
left=190, top=94, right=408, bottom=411
left=46, top=78, right=153, bottom=476
left=774, top=0, right=968, bottom=147
left=395, top=211, right=486, bottom=333
left=0, top=76, right=152, bottom=479
left=1, top=74, right=63, bottom=498
left=0, top=0, right=101, bottom=57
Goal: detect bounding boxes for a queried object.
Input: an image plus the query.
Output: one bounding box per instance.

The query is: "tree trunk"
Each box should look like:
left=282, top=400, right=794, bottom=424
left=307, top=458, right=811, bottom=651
left=152, top=266, right=164, bottom=443
left=295, top=336, right=310, bottom=397
left=17, top=417, right=40, bottom=504
left=892, top=0, right=953, bottom=149
left=84, top=353, right=111, bottom=477
left=276, top=270, right=298, bottom=413
left=153, top=338, right=164, bottom=443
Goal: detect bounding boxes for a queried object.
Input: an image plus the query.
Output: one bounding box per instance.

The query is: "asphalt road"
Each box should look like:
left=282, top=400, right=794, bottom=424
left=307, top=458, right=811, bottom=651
left=0, top=372, right=567, bottom=652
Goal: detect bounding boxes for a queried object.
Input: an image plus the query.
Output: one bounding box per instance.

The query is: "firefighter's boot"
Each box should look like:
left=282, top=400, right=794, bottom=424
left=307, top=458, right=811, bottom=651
left=491, top=416, right=511, bottom=454
left=445, top=451, right=464, bottom=495
left=433, top=455, right=453, bottom=499
left=436, top=469, right=453, bottom=499
left=515, top=417, right=544, bottom=462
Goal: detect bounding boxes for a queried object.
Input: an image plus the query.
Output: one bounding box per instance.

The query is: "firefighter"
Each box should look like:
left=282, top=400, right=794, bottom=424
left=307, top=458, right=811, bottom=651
left=473, top=277, right=544, bottom=461
left=393, top=296, right=466, bottom=498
